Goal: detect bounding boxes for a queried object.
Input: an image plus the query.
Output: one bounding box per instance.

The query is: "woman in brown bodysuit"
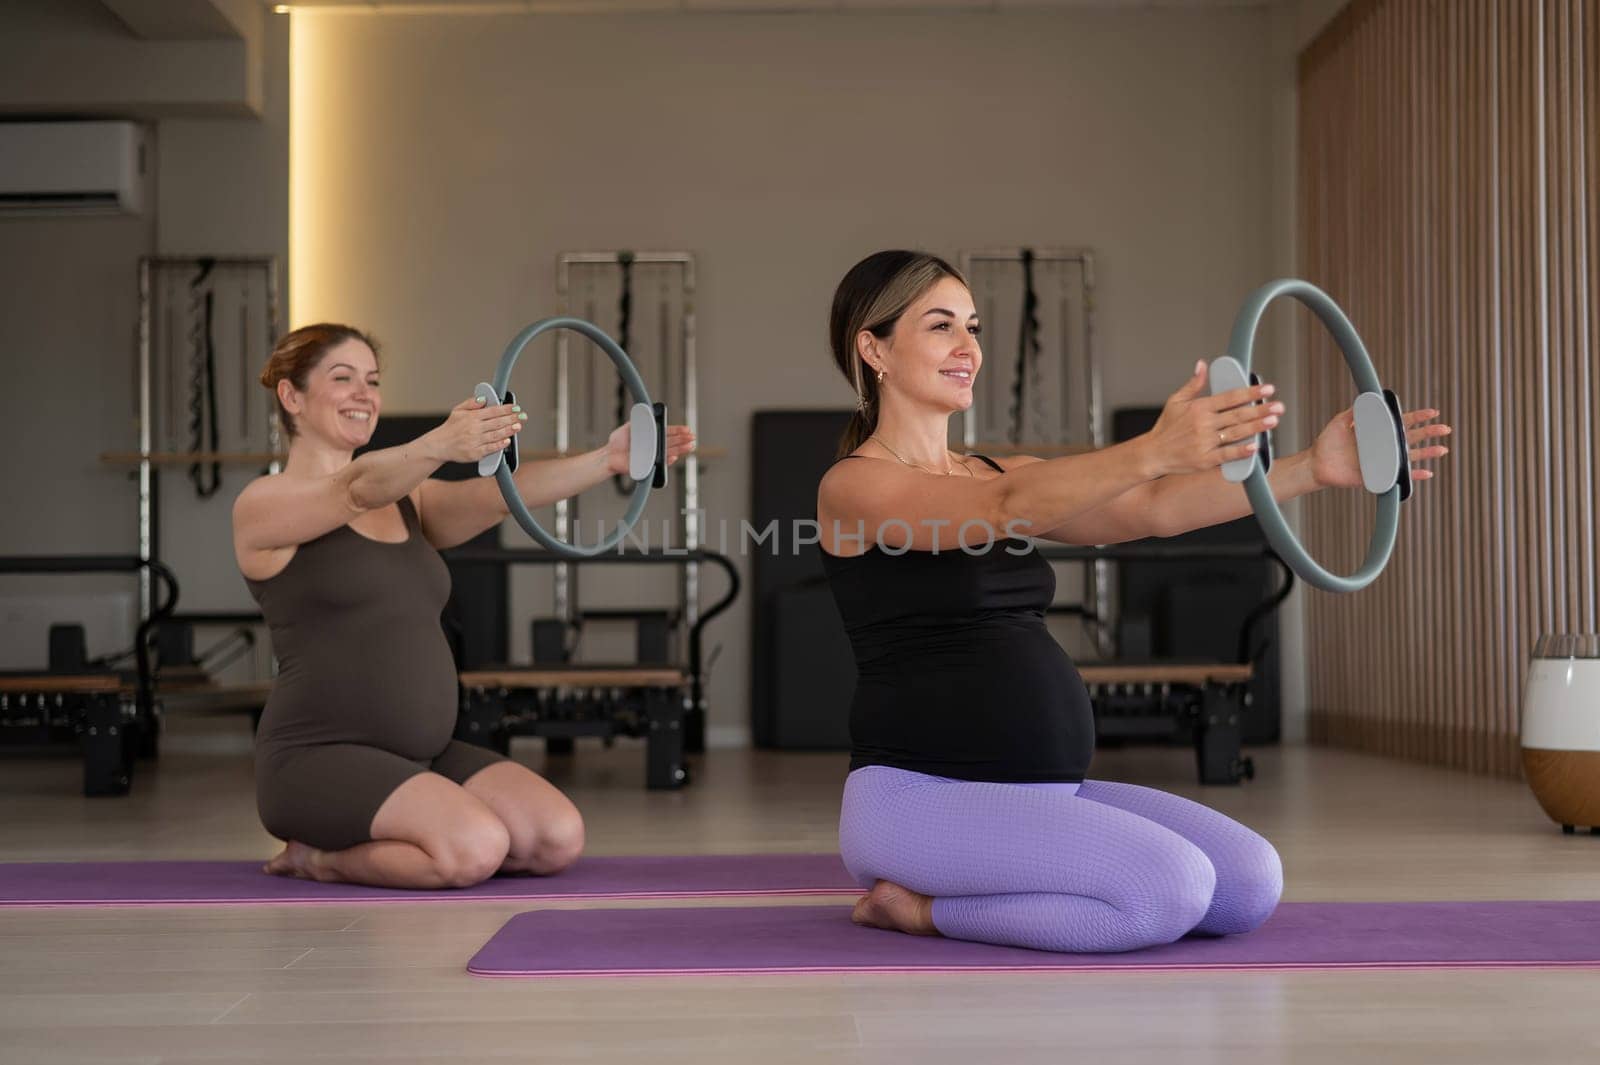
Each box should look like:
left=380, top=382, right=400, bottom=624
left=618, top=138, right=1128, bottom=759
left=233, top=324, right=694, bottom=889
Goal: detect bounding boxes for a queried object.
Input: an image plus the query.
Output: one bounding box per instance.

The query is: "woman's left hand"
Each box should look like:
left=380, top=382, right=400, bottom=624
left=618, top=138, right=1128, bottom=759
left=603, top=422, right=697, bottom=477
left=1310, top=404, right=1453, bottom=489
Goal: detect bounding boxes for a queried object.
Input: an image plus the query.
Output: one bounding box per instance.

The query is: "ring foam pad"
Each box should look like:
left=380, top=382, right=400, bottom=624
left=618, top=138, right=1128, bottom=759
left=475, top=382, right=503, bottom=477
left=1383, top=389, right=1414, bottom=502
left=1248, top=372, right=1274, bottom=475
left=628, top=402, right=657, bottom=482
left=1353, top=391, right=1401, bottom=494
left=650, top=402, right=668, bottom=490
left=1207, top=355, right=1257, bottom=484
left=500, top=390, right=519, bottom=474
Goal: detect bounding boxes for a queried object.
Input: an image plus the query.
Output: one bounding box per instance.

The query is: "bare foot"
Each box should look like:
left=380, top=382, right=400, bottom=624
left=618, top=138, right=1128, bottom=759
left=262, top=840, right=326, bottom=881
left=851, top=880, right=939, bottom=936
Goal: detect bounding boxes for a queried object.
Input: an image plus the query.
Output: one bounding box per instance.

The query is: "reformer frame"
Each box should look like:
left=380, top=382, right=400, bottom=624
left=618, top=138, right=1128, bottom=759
left=0, top=555, right=179, bottom=795
left=550, top=252, right=709, bottom=744
left=107, top=256, right=284, bottom=618
left=448, top=547, right=740, bottom=788
left=1037, top=543, right=1294, bottom=785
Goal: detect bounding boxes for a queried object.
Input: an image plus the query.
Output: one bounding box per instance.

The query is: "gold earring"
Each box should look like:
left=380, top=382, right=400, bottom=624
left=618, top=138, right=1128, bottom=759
left=876, top=369, right=885, bottom=383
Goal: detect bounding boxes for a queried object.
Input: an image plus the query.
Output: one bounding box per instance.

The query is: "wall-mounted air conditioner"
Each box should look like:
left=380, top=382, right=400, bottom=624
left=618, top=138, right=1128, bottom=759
left=0, top=121, right=147, bottom=217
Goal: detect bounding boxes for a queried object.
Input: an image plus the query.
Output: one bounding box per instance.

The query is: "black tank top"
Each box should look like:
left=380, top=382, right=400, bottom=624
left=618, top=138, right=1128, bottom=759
left=245, top=495, right=459, bottom=760
left=819, top=454, right=1095, bottom=782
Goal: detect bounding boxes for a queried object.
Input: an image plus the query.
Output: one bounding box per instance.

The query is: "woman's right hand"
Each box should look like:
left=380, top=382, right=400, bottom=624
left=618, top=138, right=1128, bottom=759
left=426, top=395, right=526, bottom=464
left=1139, top=361, right=1284, bottom=477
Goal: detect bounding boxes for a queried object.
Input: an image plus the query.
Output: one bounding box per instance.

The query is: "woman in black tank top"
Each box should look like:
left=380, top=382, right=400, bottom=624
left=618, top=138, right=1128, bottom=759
left=817, top=252, right=1449, bottom=951
left=233, top=324, right=694, bottom=890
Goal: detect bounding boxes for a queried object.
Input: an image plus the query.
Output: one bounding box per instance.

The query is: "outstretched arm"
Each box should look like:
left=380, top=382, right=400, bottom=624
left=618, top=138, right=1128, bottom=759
left=1034, top=405, right=1451, bottom=544
left=1031, top=450, right=1319, bottom=543
left=416, top=419, right=696, bottom=550
left=820, top=364, right=1276, bottom=553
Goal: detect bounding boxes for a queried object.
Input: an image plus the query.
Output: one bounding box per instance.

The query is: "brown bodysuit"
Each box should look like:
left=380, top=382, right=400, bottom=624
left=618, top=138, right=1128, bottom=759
left=246, top=496, right=505, bottom=851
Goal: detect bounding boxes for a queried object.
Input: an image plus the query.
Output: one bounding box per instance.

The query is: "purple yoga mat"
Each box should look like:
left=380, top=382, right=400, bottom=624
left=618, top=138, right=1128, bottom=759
left=467, top=901, right=1600, bottom=976
left=0, top=854, right=858, bottom=907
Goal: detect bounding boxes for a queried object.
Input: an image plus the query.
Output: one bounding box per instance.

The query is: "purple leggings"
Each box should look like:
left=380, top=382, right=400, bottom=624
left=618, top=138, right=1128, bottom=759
left=839, top=765, right=1283, bottom=953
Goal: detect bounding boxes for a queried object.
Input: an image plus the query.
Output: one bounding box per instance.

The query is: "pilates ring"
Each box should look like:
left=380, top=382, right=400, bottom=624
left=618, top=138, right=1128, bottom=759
left=475, top=317, right=663, bottom=559
left=1207, top=279, right=1412, bottom=594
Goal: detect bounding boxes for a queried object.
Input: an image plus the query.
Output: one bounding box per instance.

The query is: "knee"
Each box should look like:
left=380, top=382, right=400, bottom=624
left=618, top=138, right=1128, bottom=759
left=435, top=818, right=511, bottom=888
left=533, top=806, right=585, bottom=873
left=1129, top=839, right=1218, bottom=946
left=1205, top=834, right=1284, bottom=935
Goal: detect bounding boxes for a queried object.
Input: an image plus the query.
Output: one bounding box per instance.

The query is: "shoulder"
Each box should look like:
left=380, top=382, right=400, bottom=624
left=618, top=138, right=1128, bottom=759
left=817, top=453, right=900, bottom=523
left=232, top=473, right=279, bottom=518
left=818, top=452, right=898, bottom=496
left=820, top=452, right=878, bottom=485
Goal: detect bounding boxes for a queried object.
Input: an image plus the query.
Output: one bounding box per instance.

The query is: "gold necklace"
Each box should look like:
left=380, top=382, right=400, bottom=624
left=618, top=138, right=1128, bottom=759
left=870, top=435, right=974, bottom=477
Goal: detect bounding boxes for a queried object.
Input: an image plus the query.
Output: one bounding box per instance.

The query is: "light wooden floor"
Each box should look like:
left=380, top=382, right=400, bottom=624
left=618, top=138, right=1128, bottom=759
left=1, top=713, right=1597, bottom=1065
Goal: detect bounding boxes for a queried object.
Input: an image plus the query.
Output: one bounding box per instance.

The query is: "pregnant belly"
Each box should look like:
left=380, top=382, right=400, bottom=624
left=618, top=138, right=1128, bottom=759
left=856, top=627, right=1095, bottom=771
left=257, top=641, right=458, bottom=758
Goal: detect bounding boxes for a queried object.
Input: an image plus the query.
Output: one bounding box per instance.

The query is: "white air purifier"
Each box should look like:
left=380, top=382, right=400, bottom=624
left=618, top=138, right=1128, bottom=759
left=1521, top=634, right=1600, bottom=834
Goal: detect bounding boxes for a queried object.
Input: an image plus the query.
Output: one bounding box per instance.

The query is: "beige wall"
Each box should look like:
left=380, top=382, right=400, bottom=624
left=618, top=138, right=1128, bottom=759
left=0, top=2, right=287, bottom=669
left=291, top=6, right=1289, bottom=744
left=153, top=14, right=291, bottom=621
left=0, top=11, right=151, bottom=667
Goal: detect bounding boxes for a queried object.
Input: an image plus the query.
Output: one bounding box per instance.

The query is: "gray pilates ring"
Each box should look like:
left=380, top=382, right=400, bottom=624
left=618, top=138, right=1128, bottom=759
left=476, top=317, right=656, bottom=559
left=1208, top=279, right=1408, bottom=594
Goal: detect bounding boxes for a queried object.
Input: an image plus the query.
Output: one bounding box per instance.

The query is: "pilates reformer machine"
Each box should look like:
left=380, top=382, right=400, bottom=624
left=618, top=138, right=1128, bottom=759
left=0, top=555, right=178, bottom=795
left=543, top=254, right=709, bottom=734
left=445, top=251, right=738, bottom=788
left=488, top=252, right=727, bottom=745
left=448, top=547, right=741, bottom=790
left=1037, top=543, right=1295, bottom=786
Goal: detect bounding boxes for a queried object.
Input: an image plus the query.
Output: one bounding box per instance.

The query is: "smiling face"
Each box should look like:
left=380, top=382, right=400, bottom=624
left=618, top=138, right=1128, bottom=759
left=868, top=275, right=982, bottom=415
left=278, top=338, right=381, bottom=450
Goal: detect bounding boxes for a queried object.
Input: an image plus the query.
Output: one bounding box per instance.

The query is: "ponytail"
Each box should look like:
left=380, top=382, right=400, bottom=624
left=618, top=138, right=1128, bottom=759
left=836, top=401, right=880, bottom=460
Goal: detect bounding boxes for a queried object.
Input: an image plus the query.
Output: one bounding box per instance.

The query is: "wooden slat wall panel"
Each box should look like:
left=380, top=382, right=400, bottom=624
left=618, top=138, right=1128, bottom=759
left=1298, top=0, right=1597, bottom=776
